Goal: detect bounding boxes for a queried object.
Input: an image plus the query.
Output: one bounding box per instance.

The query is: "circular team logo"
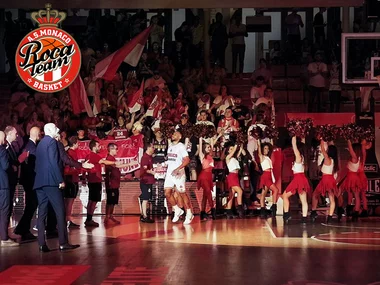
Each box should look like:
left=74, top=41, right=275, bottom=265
left=15, top=4, right=81, bottom=93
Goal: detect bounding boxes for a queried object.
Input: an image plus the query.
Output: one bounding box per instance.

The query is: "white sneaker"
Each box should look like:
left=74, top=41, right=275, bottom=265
left=1, top=239, right=19, bottom=247
left=183, top=214, right=194, bottom=225
left=172, top=208, right=184, bottom=223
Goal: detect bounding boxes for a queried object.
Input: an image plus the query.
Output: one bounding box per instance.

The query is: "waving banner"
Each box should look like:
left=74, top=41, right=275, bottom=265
left=77, top=138, right=141, bottom=173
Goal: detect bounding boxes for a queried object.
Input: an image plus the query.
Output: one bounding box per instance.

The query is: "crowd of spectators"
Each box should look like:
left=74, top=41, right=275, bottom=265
left=2, top=7, right=371, bottom=166
left=1, top=10, right=278, bottom=188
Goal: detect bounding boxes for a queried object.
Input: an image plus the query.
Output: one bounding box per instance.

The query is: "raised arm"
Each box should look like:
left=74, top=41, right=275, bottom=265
left=198, top=137, right=204, bottom=161
left=226, top=144, right=238, bottom=162
left=361, top=139, right=372, bottom=166
left=137, top=113, right=146, bottom=123
left=212, top=130, right=224, bottom=146
left=125, top=113, right=137, bottom=131
left=320, top=139, right=331, bottom=165
left=257, top=139, right=264, bottom=163
left=237, top=145, right=246, bottom=158
left=292, top=136, right=302, bottom=163
left=347, top=140, right=358, bottom=163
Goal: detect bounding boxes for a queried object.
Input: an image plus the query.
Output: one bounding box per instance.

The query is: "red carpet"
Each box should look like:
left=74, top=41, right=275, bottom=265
left=0, top=265, right=90, bottom=285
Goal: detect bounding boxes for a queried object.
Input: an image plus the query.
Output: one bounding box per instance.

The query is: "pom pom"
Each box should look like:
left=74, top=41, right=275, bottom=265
left=249, top=125, right=264, bottom=139
left=315, top=124, right=339, bottom=142
left=177, top=123, right=193, bottom=139
left=361, top=126, right=375, bottom=142
left=230, top=131, right=248, bottom=145
left=160, top=122, right=175, bottom=139
left=340, top=123, right=363, bottom=141
left=287, top=118, right=314, bottom=138
left=263, top=125, right=279, bottom=140
left=192, top=124, right=216, bottom=138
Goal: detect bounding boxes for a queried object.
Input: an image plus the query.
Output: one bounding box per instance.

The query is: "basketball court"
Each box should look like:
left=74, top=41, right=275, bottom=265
left=1, top=214, right=380, bottom=285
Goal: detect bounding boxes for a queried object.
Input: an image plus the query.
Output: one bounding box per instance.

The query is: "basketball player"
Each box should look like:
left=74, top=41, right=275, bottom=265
left=164, top=131, right=194, bottom=224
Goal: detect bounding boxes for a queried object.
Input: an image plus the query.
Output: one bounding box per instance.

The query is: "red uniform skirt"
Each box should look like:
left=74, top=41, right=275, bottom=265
left=259, top=171, right=274, bottom=189
left=340, top=171, right=361, bottom=193
left=197, top=170, right=213, bottom=193
left=357, top=170, right=368, bottom=192
left=227, top=172, right=240, bottom=188
left=285, top=173, right=311, bottom=194
left=315, top=174, right=339, bottom=196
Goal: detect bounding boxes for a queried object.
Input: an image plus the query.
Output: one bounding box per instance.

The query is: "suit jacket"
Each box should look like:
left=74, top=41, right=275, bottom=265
left=57, top=141, right=81, bottom=172
left=33, top=136, right=63, bottom=189
left=6, top=141, right=19, bottom=186
left=0, top=145, right=10, bottom=190
left=20, top=139, right=37, bottom=187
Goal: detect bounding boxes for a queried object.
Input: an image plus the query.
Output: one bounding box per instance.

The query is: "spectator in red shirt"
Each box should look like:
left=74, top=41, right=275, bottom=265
left=217, top=107, right=239, bottom=135
left=85, top=140, right=119, bottom=227
left=77, top=127, right=90, bottom=141
left=139, top=142, right=155, bottom=223
left=104, top=143, right=135, bottom=225
left=64, top=136, right=82, bottom=228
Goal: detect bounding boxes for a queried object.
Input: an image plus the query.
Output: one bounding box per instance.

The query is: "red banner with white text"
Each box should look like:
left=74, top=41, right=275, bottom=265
left=77, top=138, right=142, bottom=173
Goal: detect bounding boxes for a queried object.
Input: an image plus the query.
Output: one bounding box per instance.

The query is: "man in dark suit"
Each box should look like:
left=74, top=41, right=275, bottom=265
left=0, top=131, right=19, bottom=247
left=4, top=126, right=19, bottom=225
left=45, top=135, right=93, bottom=235
left=34, top=123, right=79, bottom=252
left=14, top=127, right=40, bottom=241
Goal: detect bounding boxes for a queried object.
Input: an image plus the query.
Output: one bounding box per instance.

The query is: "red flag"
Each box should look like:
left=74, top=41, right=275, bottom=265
left=128, top=79, right=144, bottom=113
left=145, top=94, right=160, bottom=117
left=68, top=76, right=94, bottom=117
left=95, top=26, right=152, bottom=81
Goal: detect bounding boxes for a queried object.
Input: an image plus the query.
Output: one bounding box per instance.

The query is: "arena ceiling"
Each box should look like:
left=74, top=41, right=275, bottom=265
left=0, top=0, right=364, bottom=9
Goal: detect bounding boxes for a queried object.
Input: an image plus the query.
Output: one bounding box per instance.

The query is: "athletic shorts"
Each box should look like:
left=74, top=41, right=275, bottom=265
left=140, top=183, right=153, bottom=201
left=164, top=173, right=186, bottom=193
left=63, top=182, right=78, bottom=199
left=106, top=188, right=119, bottom=205
left=88, top=182, right=102, bottom=202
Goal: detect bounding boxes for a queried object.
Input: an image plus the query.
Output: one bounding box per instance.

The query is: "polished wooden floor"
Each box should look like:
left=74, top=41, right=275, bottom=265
left=2, top=213, right=380, bottom=285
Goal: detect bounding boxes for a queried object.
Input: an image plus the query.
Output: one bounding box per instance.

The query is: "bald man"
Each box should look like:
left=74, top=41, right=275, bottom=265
left=0, top=131, right=19, bottom=246
left=14, top=127, right=40, bottom=241
left=34, top=123, right=79, bottom=252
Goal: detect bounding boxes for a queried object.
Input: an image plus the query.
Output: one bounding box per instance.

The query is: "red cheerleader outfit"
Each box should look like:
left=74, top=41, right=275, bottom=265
left=315, top=159, right=339, bottom=196
left=340, top=160, right=361, bottom=193
left=285, top=159, right=311, bottom=194
left=198, top=155, right=214, bottom=195
left=226, top=157, right=241, bottom=188
left=357, top=163, right=368, bottom=192
left=259, top=156, right=275, bottom=189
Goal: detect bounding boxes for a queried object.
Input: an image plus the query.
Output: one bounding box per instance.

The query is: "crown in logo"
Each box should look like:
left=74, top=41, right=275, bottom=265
left=31, top=3, right=66, bottom=27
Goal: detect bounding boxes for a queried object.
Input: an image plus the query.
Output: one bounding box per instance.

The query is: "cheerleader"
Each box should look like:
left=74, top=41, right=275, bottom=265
left=225, top=143, right=244, bottom=219
left=339, top=140, right=361, bottom=221
left=311, top=140, right=339, bottom=224
left=283, top=136, right=311, bottom=224
left=198, top=137, right=216, bottom=221
left=257, top=140, right=279, bottom=218
left=358, top=139, right=372, bottom=217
